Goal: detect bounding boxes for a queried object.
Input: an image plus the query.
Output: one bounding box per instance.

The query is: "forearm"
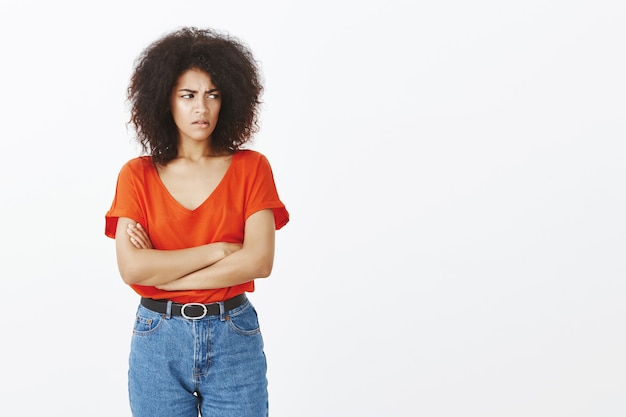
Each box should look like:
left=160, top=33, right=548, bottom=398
left=156, top=246, right=273, bottom=290
left=117, top=243, right=231, bottom=286
left=157, top=210, right=277, bottom=291
left=115, top=217, right=241, bottom=286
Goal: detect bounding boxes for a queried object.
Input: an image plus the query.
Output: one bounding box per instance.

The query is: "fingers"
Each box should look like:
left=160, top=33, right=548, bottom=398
left=127, top=223, right=153, bottom=249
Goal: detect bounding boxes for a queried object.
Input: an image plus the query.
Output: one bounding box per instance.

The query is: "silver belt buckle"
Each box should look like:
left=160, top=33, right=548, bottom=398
left=181, top=303, right=208, bottom=319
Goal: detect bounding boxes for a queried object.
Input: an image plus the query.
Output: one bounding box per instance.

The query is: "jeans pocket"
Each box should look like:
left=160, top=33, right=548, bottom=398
left=132, top=306, right=163, bottom=336
left=227, top=304, right=261, bottom=336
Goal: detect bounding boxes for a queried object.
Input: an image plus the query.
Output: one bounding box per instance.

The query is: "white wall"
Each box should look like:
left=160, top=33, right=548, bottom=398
left=1, top=1, right=624, bottom=416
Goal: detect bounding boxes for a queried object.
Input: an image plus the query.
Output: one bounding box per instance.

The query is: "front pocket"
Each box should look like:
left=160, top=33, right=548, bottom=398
left=227, top=304, right=261, bottom=336
left=132, top=307, right=163, bottom=336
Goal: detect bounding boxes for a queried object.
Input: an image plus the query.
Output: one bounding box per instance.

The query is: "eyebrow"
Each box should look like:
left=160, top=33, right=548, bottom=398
left=177, top=88, right=220, bottom=94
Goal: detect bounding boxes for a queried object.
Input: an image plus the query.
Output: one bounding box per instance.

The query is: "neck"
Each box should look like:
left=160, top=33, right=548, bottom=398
left=176, top=139, right=213, bottom=161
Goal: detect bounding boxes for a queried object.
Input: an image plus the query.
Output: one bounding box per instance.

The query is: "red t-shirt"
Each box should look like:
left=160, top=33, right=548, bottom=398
left=105, top=149, right=289, bottom=303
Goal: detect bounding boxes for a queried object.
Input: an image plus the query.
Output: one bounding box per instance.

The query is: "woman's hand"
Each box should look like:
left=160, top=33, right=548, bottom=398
left=127, top=223, right=153, bottom=249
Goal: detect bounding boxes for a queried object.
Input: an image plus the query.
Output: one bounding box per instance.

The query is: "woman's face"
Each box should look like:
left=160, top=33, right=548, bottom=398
left=169, top=68, right=222, bottom=144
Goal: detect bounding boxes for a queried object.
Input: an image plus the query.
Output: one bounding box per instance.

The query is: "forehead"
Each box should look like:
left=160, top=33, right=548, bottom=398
left=174, top=68, right=216, bottom=88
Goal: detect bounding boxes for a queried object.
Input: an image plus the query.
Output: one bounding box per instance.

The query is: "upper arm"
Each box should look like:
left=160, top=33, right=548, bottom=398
left=243, top=209, right=276, bottom=277
left=114, top=217, right=140, bottom=282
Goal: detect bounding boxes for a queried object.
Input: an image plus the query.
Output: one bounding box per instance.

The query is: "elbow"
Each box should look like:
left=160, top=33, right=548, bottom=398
left=119, top=269, right=140, bottom=286
left=116, top=248, right=148, bottom=285
left=257, top=266, right=272, bottom=279
left=118, top=262, right=146, bottom=286
left=255, top=257, right=274, bottom=279
left=120, top=273, right=140, bottom=286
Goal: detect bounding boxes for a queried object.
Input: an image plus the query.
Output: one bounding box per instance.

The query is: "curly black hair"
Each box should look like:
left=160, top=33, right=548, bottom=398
left=127, top=27, right=263, bottom=165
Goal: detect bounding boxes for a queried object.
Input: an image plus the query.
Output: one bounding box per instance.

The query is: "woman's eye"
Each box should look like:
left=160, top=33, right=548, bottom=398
left=208, top=93, right=220, bottom=99
left=181, top=93, right=194, bottom=99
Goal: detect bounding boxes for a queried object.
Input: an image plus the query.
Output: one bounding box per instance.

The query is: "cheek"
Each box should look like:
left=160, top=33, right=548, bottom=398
left=170, top=110, right=183, bottom=127
left=212, top=104, right=222, bottom=120
left=170, top=102, right=188, bottom=121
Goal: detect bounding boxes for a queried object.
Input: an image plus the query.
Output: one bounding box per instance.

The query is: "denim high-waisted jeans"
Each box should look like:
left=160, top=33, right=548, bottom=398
left=128, top=297, right=268, bottom=417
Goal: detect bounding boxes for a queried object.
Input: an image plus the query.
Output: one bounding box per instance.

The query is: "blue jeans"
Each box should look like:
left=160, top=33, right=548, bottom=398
left=128, top=297, right=268, bottom=417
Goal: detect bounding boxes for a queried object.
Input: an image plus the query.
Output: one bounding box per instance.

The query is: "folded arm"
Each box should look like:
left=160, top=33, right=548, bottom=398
left=156, top=209, right=276, bottom=291
left=114, top=217, right=241, bottom=286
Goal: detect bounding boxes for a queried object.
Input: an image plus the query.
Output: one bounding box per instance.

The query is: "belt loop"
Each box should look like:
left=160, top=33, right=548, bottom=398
left=219, top=301, right=226, bottom=321
left=165, top=300, right=172, bottom=319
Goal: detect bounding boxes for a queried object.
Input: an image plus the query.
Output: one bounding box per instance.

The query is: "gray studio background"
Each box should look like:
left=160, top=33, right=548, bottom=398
left=1, top=1, right=624, bottom=416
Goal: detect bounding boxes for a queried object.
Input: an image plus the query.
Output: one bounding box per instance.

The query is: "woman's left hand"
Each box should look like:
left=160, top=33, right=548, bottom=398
left=127, top=223, right=153, bottom=249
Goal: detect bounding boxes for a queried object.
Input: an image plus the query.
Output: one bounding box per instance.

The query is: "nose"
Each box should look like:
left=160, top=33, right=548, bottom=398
left=195, top=102, right=208, bottom=114
left=195, top=97, right=210, bottom=114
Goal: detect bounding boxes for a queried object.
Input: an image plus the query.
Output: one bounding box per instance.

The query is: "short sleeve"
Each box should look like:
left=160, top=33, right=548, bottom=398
left=245, top=154, right=289, bottom=230
left=104, top=160, right=148, bottom=238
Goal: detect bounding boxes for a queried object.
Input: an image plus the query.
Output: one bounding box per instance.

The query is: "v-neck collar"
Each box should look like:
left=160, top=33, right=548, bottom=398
left=149, top=151, right=238, bottom=213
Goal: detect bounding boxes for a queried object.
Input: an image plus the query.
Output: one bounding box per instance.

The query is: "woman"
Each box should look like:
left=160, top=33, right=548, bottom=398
left=105, top=27, right=289, bottom=417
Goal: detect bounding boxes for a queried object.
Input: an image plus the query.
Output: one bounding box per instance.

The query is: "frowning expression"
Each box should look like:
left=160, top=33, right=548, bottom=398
left=170, top=68, right=222, bottom=144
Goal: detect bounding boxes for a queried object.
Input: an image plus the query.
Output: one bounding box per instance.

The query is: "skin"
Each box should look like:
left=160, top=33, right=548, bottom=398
left=115, top=68, right=276, bottom=290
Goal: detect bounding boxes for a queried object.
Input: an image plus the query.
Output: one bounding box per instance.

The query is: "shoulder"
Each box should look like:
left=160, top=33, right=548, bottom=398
left=123, top=155, right=153, bottom=169
left=119, top=156, right=154, bottom=174
left=235, top=149, right=266, bottom=162
left=233, top=149, right=271, bottom=170
left=116, top=156, right=154, bottom=183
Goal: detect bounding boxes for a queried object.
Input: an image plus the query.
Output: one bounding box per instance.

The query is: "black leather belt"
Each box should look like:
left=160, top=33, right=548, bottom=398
left=140, top=293, right=247, bottom=319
